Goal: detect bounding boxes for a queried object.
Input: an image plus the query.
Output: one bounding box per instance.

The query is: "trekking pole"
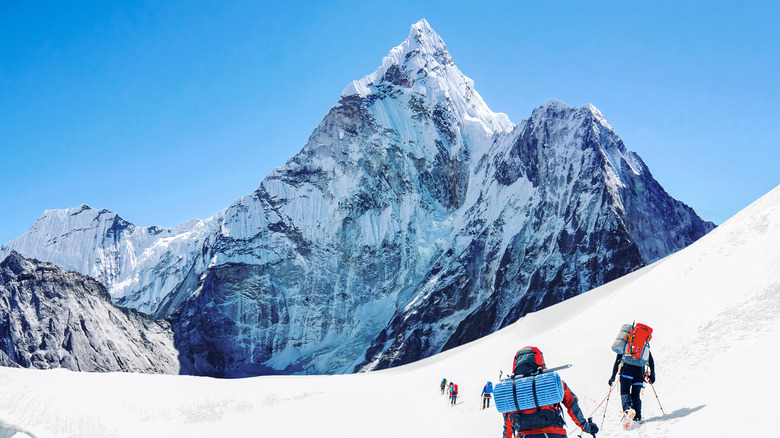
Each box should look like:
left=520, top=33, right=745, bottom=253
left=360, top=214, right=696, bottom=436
left=569, top=383, right=614, bottom=437
left=599, top=380, right=617, bottom=430
left=649, top=382, right=666, bottom=415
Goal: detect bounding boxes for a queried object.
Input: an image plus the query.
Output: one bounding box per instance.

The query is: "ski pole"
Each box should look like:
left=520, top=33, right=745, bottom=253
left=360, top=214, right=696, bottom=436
left=568, top=383, right=614, bottom=437
left=586, top=379, right=616, bottom=418
left=648, top=382, right=666, bottom=415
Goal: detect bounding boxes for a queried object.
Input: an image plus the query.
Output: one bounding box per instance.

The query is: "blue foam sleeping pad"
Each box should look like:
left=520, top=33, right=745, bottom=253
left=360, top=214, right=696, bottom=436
left=494, top=372, right=564, bottom=414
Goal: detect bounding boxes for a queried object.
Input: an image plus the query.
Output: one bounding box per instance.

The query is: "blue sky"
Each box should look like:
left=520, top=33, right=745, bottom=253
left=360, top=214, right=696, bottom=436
left=1, top=1, right=778, bottom=245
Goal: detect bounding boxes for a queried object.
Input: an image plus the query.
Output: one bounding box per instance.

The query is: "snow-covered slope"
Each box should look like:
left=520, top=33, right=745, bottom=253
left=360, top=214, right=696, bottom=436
left=0, top=19, right=714, bottom=376
left=0, top=183, right=776, bottom=437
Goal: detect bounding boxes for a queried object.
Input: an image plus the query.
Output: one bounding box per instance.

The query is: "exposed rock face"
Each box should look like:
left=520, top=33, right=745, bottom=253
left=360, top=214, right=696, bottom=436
left=0, top=252, right=178, bottom=373
left=0, top=20, right=715, bottom=376
left=360, top=101, right=710, bottom=370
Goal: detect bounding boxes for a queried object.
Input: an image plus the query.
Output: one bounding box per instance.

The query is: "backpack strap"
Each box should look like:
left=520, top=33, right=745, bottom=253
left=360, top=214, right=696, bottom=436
left=511, top=376, right=521, bottom=413
left=531, top=375, right=541, bottom=411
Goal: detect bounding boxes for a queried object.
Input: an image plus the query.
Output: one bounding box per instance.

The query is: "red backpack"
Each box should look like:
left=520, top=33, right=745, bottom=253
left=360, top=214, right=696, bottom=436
left=628, top=323, right=652, bottom=356
left=622, top=323, right=653, bottom=367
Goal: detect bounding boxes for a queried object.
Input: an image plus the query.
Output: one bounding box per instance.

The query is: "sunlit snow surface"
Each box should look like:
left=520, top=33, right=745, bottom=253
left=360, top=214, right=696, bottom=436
left=1, top=185, right=778, bottom=437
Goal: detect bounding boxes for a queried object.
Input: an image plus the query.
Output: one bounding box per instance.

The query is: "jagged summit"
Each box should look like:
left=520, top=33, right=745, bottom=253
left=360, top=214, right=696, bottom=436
left=516, top=99, right=625, bottom=168
left=341, top=19, right=512, bottom=143
left=341, top=19, right=451, bottom=98
left=402, top=18, right=453, bottom=67
left=535, top=99, right=610, bottom=125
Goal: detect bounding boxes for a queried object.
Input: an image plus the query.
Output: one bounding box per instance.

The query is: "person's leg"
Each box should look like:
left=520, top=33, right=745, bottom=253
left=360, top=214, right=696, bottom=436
left=631, top=384, right=643, bottom=420
left=619, top=376, right=634, bottom=411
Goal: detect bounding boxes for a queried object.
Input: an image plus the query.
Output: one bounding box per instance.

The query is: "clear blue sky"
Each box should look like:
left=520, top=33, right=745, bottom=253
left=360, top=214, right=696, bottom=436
left=2, top=1, right=778, bottom=245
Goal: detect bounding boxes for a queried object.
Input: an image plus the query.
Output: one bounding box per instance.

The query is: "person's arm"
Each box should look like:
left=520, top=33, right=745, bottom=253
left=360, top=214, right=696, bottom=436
left=561, top=381, right=587, bottom=430
left=502, top=413, right=514, bottom=438
left=563, top=382, right=599, bottom=435
left=609, top=353, right=621, bottom=383
left=647, top=351, right=656, bottom=382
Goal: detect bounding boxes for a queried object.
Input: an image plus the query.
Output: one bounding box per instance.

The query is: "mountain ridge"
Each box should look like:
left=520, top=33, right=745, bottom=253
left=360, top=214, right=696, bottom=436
left=0, top=20, right=715, bottom=376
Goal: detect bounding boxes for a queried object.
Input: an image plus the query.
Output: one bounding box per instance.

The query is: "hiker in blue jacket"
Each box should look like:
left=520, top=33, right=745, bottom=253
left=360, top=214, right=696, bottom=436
left=481, top=381, right=493, bottom=409
left=440, top=377, right=447, bottom=395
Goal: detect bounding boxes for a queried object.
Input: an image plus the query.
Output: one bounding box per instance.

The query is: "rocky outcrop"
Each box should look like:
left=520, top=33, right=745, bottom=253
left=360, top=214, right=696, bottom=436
left=0, top=252, right=178, bottom=373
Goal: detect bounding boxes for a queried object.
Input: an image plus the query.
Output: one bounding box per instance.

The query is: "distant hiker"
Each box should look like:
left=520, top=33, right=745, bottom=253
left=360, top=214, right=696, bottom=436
left=450, top=382, right=459, bottom=406
left=501, top=347, right=598, bottom=438
left=440, top=378, right=448, bottom=395
left=608, top=323, right=656, bottom=424
left=481, top=381, right=493, bottom=409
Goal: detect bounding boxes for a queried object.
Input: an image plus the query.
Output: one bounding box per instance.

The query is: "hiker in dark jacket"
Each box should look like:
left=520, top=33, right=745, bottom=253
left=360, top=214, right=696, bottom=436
left=608, top=350, right=656, bottom=422
left=450, top=382, right=458, bottom=406
left=502, top=346, right=598, bottom=438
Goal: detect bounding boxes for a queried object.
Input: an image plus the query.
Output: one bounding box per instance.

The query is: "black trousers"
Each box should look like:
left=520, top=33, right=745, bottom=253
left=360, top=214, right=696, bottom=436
left=619, top=375, right=643, bottom=420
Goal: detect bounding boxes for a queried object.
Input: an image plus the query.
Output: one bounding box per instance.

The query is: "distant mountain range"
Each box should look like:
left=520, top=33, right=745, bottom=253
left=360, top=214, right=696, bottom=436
left=0, top=20, right=714, bottom=376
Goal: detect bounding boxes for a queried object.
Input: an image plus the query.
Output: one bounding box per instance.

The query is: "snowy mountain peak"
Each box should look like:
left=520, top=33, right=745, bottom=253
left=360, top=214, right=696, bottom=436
left=535, top=99, right=606, bottom=121
left=34, top=204, right=129, bottom=229
left=539, top=98, right=569, bottom=110
left=529, top=99, right=617, bottom=143
left=409, top=19, right=438, bottom=41
left=341, top=19, right=453, bottom=99
left=342, top=19, right=512, bottom=139
left=405, top=18, right=452, bottom=66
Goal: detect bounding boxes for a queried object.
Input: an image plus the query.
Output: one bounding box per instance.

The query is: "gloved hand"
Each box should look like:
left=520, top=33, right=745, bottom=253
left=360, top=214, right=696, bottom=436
left=647, top=373, right=655, bottom=384
left=583, top=419, right=599, bottom=435
left=608, top=377, right=615, bottom=386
